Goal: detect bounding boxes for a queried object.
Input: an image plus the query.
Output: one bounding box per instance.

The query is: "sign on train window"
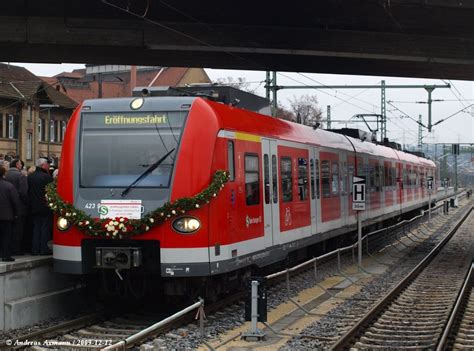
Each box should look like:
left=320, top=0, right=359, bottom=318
left=245, top=154, right=260, bottom=206
left=280, top=157, right=293, bottom=202
left=298, top=158, right=308, bottom=201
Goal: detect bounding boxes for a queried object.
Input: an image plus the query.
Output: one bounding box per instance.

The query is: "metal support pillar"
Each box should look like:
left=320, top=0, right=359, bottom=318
left=242, top=280, right=265, bottom=341
left=272, top=71, right=277, bottom=117
left=426, top=87, right=434, bottom=132
left=265, top=71, right=271, bottom=101
left=380, top=80, right=386, bottom=142
left=418, top=114, right=423, bottom=148
left=327, top=105, right=331, bottom=129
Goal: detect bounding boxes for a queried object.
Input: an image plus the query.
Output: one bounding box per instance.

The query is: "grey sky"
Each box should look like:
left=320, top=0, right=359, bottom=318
left=14, top=63, right=473, bottom=145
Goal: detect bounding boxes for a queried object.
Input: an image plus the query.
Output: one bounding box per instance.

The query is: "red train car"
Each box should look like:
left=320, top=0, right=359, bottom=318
left=50, top=87, right=436, bottom=296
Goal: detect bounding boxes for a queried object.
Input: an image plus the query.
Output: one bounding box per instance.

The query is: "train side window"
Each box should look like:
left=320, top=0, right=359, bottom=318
left=298, top=157, right=308, bottom=201
left=310, top=159, right=315, bottom=200
left=331, top=162, right=339, bottom=195
left=272, top=155, right=278, bottom=203
left=348, top=163, right=354, bottom=191
left=316, top=159, right=320, bottom=199
left=375, top=164, right=381, bottom=192
left=227, top=141, right=235, bottom=181
left=244, top=154, right=260, bottom=206
left=280, top=157, right=293, bottom=202
left=321, top=160, right=330, bottom=197
left=264, top=154, right=270, bottom=204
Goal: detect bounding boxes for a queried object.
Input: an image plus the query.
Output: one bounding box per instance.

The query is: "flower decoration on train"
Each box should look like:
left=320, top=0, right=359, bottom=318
left=45, top=170, right=230, bottom=239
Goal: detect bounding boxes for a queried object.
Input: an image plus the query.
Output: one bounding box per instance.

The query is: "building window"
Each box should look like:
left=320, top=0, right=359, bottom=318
left=8, top=114, right=14, bottom=139
left=227, top=141, right=235, bottom=181
left=298, top=157, right=308, bottom=201
left=280, top=157, right=292, bottom=202
left=27, top=105, right=32, bottom=121
left=50, top=119, right=55, bottom=142
left=38, top=118, right=44, bottom=141
left=61, top=121, right=67, bottom=142
left=26, top=132, right=32, bottom=160
left=245, top=154, right=260, bottom=206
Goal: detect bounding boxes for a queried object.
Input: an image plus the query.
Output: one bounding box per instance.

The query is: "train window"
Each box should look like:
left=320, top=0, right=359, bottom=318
left=227, top=141, right=235, bottom=181
left=298, top=158, right=308, bottom=201
left=375, top=164, right=381, bottom=192
left=341, top=162, right=347, bottom=194
left=369, top=164, right=375, bottom=192
left=331, top=162, right=339, bottom=195
left=280, top=157, right=293, bottom=202
left=310, top=159, right=315, bottom=200
left=384, top=165, right=389, bottom=187
left=321, top=160, right=330, bottom=197
left=264, top=154, right=270, bottom=204
left=245, top=154, right=260, bottom=206
left=316, top=159, right=320, bottom=199
left=348, top=163, right=354, bottom=191
left=272, top=155, right=278, bottom=203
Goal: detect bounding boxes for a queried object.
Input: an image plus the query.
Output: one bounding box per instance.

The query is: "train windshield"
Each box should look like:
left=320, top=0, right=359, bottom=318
left=80, top=111, right=187, bottom=188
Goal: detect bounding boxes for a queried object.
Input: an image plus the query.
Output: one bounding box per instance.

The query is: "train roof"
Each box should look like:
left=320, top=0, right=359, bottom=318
left=204, top=98, right=435, bottom=167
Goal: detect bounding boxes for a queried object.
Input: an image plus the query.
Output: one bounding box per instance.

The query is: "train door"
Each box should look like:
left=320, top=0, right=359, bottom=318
left=340, top=153, right=349, bottom=226
left=262, top=139, right=279, bottom=247
left=310, top=148, right=320, bottom=234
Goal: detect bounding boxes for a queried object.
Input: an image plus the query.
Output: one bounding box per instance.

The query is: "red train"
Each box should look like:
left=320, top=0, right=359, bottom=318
left=50, top=86, right=436, bottom=296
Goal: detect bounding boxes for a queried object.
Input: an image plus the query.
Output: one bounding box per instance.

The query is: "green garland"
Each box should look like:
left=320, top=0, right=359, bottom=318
left=45, top=170, right=229, bottom=239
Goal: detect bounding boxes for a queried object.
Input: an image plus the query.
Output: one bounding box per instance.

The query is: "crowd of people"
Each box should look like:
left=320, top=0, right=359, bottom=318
left=0, top=158, right=58, bottom=262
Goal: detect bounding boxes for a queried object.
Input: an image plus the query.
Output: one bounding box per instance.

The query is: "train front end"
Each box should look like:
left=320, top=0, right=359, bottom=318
left=52, top=95, right=222, bottom=284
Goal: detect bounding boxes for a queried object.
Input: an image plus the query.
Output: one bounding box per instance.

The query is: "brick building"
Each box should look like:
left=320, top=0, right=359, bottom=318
left=0, top=63, right=77, bottom=167
left=42, top=65, right=211, bottom=104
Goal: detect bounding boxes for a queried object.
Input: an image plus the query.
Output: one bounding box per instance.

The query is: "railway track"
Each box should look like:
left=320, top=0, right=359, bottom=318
left=331, top=205, right=474, bottom=350
left=438, top=262, right=474, bottom=350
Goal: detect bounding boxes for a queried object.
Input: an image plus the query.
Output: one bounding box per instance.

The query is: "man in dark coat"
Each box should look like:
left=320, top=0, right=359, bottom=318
left=0, top=165, right=21, bottom=261
left=5, top=159, right=28, bottom=255
left=28, top=158, right=53, bottom=255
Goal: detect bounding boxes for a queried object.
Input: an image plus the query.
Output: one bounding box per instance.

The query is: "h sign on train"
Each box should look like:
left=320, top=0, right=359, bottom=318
left=352, top=176, right=366, bottom=211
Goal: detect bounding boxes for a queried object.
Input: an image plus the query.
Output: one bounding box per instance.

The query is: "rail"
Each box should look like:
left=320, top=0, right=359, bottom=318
left=437, top=262, right=474, bottom=350
left=330, top=204, right=473, bottom=350
left=102, top=299, right=205, bottom=351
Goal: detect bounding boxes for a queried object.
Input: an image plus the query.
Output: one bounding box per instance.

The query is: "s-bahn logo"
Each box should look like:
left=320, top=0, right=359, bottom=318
left=245, top=215, right=262, bottom=228
left=98, top=206, right=109, bottom=216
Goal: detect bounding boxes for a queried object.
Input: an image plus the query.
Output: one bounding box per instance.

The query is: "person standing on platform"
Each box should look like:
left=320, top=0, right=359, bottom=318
left=0, top=165, right=21, bottom=262
left=28, top=158, right=53, bottom=255
left=5, top=159, right=28, bottom=255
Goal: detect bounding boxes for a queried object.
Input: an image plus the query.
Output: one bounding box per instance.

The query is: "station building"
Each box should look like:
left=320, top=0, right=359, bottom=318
left=0, top=64, right=211, bottom=167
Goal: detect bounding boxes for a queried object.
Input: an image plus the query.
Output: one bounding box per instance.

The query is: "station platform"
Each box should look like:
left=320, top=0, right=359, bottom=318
left=0, top=255, right=85, bottom=330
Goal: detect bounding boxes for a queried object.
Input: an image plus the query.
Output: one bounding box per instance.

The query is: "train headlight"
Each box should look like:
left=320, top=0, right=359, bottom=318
left=56, top=217, right=71, bottom=231
left=172, top=217, right=201, bottom=234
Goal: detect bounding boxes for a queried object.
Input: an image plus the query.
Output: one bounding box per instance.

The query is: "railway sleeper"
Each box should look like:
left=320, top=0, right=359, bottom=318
left=378, top=314, right=448, bottom=322
left=364, top=331, right=437, bottom=341
left=388, top=304, right=451, bottom=312
left=373, top=321, right=445, bottom=328
left=359, top=336, right=435, bottom=346
left=88, top=325, right=142, bottom=333
left=370, top=326, right=441, bottom=334
left=74, top=328, right=131, bottom=338
left=353, top=341, right=435, bottom=349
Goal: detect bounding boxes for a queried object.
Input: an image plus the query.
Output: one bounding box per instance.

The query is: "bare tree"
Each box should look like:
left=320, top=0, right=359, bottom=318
left=289, top=94, right=322, bottom=126
left=215, top=77, right=251, bottom=92
left=275, top=105, right=296, bottom=122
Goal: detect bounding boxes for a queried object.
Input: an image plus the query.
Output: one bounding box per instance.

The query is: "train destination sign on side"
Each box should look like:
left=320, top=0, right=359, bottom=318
left=352, top=176, right=366, bottom=211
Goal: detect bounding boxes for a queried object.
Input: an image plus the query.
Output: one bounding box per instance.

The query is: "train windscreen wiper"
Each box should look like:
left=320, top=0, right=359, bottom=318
left=121, top=148, right=175, bottom=197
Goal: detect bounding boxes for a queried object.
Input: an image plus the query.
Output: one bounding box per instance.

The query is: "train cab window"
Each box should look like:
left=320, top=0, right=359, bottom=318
left=227, top=141, right=235, bottom=181
left=316, top=159, right=320, bottom=199
left=280, top=157, right=293, bottom=202
left=264, top=154, right=270, bottom=204
left=244, top=154, right=260, bottom=206
left=321, top=160, right=330, bottom=197
left=298, top=158, right=308, bottom=201
left=310, top=159, right=315, bottom=200
left=272, top=155, right=278, bottom=203
left=331, top=162, right=339, bottom=195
